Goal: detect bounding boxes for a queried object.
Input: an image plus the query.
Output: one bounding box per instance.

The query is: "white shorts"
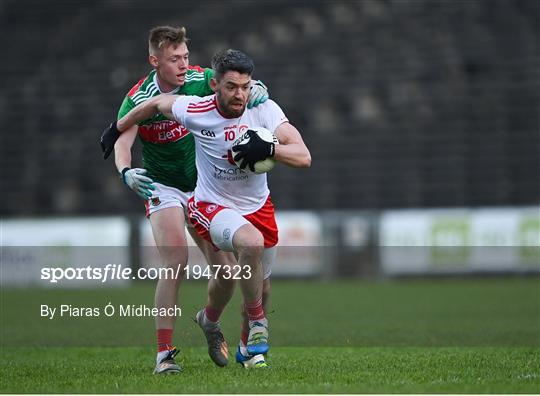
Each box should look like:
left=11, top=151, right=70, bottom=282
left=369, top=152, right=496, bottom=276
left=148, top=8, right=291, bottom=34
left=207, top=208, right=276, bottom=279
left=144, top=182, right=193, bottom=220
left=208, top=209, right=249, bottom=251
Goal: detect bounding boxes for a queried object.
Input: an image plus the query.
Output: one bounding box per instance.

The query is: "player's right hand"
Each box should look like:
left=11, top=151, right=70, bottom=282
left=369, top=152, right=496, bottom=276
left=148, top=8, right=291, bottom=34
left=101, top=121, right=120, bottom=159
left=122, top=168, right=155, bottom=200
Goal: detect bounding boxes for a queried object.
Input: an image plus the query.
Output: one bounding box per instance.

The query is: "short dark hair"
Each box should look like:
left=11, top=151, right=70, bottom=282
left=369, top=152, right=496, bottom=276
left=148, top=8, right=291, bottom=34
left=211, top=49, right=254, bottom=81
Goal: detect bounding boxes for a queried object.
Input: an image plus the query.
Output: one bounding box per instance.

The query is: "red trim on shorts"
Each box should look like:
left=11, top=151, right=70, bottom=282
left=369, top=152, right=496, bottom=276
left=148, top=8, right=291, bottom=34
left=245, top=198, right=278, bottom=247
left=144, top=200, right=150, bottom=218
left=187, top=198, right=215, bottom=244
left=187, top=196, right=278, bottom=249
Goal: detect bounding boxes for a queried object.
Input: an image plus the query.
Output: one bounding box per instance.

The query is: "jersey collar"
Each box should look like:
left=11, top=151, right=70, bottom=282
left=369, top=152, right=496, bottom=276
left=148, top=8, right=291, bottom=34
left=152, top=71, right=182, bottom=95
left=213, top=97, right=245, bottom=119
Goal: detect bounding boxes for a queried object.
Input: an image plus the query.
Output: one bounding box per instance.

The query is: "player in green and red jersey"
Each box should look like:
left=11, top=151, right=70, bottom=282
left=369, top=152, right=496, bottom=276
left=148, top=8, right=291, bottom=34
left=104, top=26, right=269, bottom=374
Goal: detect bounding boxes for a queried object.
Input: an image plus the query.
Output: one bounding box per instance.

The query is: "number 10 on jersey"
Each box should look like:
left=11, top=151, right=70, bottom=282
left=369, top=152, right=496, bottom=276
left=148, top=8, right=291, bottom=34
left=224, top=130, right=236, bottom=141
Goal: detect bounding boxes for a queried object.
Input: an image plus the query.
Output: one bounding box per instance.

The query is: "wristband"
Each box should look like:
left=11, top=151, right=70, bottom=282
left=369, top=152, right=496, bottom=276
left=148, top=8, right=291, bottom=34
left=120, top=167, right=131, bottom=184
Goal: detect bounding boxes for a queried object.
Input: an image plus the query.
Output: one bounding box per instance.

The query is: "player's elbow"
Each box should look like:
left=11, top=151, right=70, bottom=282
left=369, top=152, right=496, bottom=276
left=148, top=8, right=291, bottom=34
left=155, top=95, right=175, bottom=118
left=114, top=137, right=127, bottom=152
left=298, top=151, right=311, bottom=168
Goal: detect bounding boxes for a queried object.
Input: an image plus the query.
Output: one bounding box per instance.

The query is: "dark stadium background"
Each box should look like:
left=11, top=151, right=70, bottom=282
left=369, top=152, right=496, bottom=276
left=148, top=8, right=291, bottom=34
left=1, top=0, right=538, bottom=215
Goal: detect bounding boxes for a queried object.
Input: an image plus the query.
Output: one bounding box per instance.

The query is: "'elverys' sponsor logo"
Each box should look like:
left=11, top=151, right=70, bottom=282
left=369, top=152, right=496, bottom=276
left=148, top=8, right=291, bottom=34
left=139, top=121, right=189, bottom=144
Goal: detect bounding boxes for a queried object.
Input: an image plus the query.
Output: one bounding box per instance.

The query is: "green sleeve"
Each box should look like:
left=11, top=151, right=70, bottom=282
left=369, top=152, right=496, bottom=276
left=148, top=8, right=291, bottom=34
left=117, top=96, right=135, bottom=120
left=203, top=68, right=215, bottom=94
left=179, top=67, right=215, bottom=96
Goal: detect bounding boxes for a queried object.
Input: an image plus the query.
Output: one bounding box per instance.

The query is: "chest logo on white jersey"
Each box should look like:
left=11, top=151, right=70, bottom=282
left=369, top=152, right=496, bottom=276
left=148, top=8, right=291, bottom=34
left=201, top=129, right=216, bottom=138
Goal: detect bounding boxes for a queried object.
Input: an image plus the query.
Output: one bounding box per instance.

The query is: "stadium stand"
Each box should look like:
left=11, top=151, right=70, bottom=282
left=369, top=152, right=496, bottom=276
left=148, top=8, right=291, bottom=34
left=2, top=0, right=539, bottom=216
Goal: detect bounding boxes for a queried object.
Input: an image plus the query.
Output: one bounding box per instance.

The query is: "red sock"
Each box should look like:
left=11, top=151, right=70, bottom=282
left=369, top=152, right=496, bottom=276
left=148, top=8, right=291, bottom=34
left=205, top=304, right=223, bottom=323
left=157, top=328, right=173, bottom=352
left=241, top=327, right=249, bottom=345
left=245, top=298, right=265, bottom=321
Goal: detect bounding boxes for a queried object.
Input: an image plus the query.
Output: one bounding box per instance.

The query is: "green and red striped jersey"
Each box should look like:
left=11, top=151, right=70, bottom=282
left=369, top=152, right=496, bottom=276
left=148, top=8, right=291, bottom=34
left=118, top=66, right=214, bottom=192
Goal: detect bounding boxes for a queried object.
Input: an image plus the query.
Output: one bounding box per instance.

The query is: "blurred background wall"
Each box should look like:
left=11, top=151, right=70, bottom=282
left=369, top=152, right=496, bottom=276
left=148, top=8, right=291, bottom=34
left=1, top=0, right=539, bottom=217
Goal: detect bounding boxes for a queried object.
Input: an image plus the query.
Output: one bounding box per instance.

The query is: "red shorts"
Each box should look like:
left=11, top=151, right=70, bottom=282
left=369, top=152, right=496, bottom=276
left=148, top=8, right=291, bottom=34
left=187, top=196, right=278, bottom=249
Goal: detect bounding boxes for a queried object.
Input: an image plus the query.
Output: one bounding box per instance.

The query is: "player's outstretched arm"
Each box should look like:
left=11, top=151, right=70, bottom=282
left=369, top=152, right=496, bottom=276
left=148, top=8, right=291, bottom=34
left=113, top=124, right=156, bottom=200
left=117, top=94, right=178, bottom=132
left=274, top=122, right=311, bottom=168
left=114, top=125, right=138, bottom=172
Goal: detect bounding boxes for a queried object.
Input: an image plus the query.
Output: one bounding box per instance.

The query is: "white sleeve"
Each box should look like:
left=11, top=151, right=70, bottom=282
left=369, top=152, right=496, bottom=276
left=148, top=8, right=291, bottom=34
left=259, top=99, right=289, bottom=133
left=171, top=96, right=192, bottom=126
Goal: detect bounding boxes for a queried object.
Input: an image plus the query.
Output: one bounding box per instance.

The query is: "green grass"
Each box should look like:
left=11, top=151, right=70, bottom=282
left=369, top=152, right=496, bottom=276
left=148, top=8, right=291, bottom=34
left=1, top=278, right=539, bottom=393
left=1, top=346, right=538, bottom=393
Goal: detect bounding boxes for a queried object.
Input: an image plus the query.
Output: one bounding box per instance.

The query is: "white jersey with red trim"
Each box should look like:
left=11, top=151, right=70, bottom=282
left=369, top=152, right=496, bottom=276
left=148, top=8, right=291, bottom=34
left=171, top=95, right=288, bottom=214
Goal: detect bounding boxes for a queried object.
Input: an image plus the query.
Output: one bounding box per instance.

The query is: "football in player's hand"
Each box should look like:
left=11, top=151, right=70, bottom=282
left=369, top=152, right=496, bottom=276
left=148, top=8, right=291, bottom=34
left=232, top=126, right=279, bottom=174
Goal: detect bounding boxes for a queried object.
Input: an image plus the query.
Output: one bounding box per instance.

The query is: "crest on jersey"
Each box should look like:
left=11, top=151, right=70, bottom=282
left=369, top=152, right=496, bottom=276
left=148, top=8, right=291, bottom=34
left=206, top=204, right=218, bottom=214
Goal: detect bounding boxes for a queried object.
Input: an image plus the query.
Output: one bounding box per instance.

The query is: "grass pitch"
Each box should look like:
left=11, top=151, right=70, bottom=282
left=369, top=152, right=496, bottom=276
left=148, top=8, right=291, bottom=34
left=2, top=346, right=538, bottom=393
left=1, top=278, right=539, bottom=393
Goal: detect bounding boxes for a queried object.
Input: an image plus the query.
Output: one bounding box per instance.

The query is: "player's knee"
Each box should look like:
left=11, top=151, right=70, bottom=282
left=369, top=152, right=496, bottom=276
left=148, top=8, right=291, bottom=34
left=166, top=266, right=186, bottom=288
left=156, top=270, right=183, bottom=291
left=159, top=246, right=188, bottom=269
left=209, top=209, right=249, bottom=252
left=234, top=226, right=264, bottom=256
left=157, top=259, right=187, bottom=286
left=236, top=242, right=264, bottom=263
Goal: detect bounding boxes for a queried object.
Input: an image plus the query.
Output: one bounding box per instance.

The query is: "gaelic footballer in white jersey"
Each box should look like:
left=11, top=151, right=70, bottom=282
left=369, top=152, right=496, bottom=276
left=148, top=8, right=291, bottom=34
left=171, top=95, right=288, bottom=215
left=115, top=49, right=310, bottom=366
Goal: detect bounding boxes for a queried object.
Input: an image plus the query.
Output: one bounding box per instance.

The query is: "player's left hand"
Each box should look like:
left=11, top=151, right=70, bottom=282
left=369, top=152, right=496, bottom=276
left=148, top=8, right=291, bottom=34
left=232, top=129, right=275, bottom=172
left=101, top=121, right=120, bottom=159
left=247, top=80, right=269, bottom=109
left=122, top=168, right=155, bottom=200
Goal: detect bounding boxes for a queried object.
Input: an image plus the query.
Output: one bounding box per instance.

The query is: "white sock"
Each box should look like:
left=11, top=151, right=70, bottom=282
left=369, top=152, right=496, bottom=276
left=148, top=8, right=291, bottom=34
left=201, top=310, right=220, bottom=329
left=248, top=317, right=268, bottom=330
left=238, top=341, right=249, bottom=356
